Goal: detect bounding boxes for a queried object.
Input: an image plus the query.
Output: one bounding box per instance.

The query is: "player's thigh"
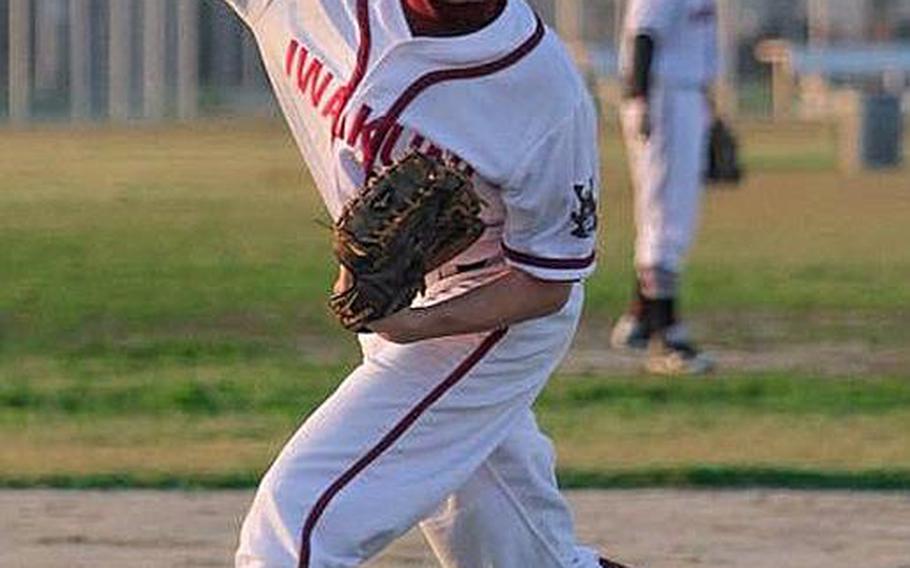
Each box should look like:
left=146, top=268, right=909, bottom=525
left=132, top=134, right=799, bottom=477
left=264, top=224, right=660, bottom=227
left=659, top=90, right=709, bottom=235
left=622, top=93, right=673, bottom=202
left=666, top=90, right=709, bottom=191
left=255, top=289, right=583, bottom=562
left=247, top=333, right=523, bottom=564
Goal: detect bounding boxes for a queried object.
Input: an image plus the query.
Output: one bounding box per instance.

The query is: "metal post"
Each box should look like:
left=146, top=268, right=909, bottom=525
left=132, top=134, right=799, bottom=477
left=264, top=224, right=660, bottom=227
left=716, top=0, right=739, bottom=117
left=556, top=0, right=590, bottom=72
left=34, top=0, right=63, bottom=92
left=69, top=0, right=91, bottom=120
left=805, top=0, right=832, bottom=118
left=143, top=0, right=167, bottom=120
left=755, top=40, right=794, bottom=121
left=177, top=0, right=199, bottom=119
left=866, top=0, right=894, bottom=42
left=808, top=0, right=830, bottom=47
left=614, top=0, right=625, bottom=50
left=241, top=31, right=261, bottom=89
left=108, top=0, right=131, bottom=120
left=212, top=2, right=241, bottom=86
left=9, top=0, right=31, bottom=124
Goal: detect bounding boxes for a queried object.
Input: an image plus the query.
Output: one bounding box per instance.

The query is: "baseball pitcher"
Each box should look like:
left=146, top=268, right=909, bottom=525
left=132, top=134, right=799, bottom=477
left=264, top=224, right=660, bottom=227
left=612, top=0, right=719, bottom=375
left=222, top=0, right=629, bottom=566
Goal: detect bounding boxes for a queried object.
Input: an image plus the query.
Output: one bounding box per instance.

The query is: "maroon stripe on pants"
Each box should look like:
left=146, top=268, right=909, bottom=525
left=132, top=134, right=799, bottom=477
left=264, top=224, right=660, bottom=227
left=298, top=328, right=509, bottom=567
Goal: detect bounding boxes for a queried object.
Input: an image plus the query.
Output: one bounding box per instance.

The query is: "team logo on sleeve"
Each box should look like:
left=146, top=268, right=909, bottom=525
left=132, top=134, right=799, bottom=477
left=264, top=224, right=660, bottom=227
left=571, top=179, right=598, bottom=239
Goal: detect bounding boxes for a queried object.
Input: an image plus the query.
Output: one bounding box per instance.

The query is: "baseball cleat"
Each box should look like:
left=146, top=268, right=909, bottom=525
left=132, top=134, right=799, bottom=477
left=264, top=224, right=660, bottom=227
left=610, top=313, right=649, bottom=351
left=600, top=556, right=632, bottom=568
left=645, top=334, right=715, bottom=376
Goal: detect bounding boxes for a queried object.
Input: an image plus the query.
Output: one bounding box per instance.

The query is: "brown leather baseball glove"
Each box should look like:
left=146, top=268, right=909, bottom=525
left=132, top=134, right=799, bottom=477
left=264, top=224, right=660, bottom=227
left=329, top=152, right=485, bottom=332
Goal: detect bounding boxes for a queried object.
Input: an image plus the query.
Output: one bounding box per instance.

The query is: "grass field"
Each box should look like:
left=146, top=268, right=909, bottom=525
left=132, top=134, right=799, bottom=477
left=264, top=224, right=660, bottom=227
left=1, top=119, right=908, bottom=489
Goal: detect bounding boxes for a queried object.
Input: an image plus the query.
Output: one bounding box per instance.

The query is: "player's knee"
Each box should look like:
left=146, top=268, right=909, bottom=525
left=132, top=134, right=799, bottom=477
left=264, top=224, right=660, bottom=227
left=237, top=473, right=303, bottom=567
left=250, top=465, right=395, bottom=566
left=241, top=474, right=334, bottom=565
left=254, top=468, right=292, bottom=512
left=309, top=489, right=399, bottom=565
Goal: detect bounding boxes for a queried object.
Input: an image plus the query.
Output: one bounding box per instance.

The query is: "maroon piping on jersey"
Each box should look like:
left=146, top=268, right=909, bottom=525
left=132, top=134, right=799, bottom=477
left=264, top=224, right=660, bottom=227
left=330, top=0, right=372, bottom=140
left=503, top=243, right=596, bottom=271
left=364, top=14, right=546, bottom=175
left=297, top=328, right=508, bottom=568
left=348, top=0, right=372, bottom=104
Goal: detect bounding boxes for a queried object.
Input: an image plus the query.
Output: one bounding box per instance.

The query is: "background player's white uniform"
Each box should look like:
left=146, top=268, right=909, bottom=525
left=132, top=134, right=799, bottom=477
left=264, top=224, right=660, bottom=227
left=619, top=0, right=717, bottom=274
left=612, top=0, right=719, bottom=374
left=223, top=1, right=603, bottom=566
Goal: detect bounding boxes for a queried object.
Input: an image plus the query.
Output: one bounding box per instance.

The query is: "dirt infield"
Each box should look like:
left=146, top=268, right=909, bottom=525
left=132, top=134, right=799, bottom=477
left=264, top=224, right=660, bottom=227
left=564, top=315, right=910, bottom=377
left=2, top=490, right=909, bottom=568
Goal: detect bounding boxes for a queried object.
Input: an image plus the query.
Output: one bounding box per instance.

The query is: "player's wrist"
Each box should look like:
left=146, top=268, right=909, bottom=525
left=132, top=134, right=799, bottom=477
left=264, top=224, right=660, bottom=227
left=370, top=308, right=428, bottom=344
left=623, top=92, right=649, bottom=109
left=622, top=88, right=649, bottom=102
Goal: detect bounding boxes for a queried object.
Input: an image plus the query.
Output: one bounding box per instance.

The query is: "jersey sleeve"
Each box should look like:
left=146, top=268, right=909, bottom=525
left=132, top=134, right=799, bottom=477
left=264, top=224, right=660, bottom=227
left=222, top=0, right=271, bottom=25
left=500, top=99, right=600, bottom=282
left=624, top=0, right=681, bottom=37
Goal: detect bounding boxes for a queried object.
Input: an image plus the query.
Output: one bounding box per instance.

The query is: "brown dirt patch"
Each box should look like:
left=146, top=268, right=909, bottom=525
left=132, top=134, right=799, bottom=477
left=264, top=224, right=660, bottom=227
left=2, top=490, right=909, bottom=567
left=565, top=313, right=910, bottom=376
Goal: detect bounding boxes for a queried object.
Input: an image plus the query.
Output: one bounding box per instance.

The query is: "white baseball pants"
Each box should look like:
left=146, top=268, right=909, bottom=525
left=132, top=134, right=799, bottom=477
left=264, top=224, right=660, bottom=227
left=621, top=87, right=710, bottom=273
left=236, top=283, right=601, bottom=568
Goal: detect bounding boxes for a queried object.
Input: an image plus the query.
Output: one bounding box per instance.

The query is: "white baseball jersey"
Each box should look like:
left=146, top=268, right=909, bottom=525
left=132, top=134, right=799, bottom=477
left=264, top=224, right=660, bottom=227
left=225, top=0, right=600, bottom=283
left=226, top=3, right=607, bottom=567
left=619, top=0, right=719, bottom=89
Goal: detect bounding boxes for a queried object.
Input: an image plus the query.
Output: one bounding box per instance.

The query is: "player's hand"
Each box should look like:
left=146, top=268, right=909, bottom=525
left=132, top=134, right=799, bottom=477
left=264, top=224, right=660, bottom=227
left=333, top=261, right=420, bottom=342
left=369, top=308, right=425, bottom=344
left=333, top=264, right=355, bottom=296
left=634, top=97, right=652, bottom=140
left=333, top=264, right=428, bottom=342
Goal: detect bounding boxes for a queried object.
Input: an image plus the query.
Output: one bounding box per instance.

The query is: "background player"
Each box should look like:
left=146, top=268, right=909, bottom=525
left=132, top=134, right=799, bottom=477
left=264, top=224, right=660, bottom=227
left=611, top=0, right=719, bottom=376
left=223, top=0, right=628, bottom=566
